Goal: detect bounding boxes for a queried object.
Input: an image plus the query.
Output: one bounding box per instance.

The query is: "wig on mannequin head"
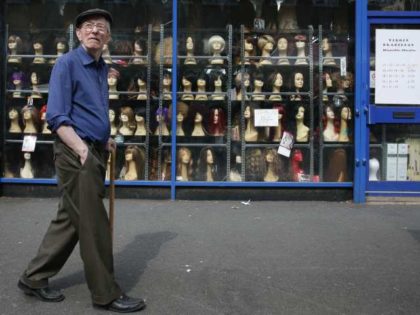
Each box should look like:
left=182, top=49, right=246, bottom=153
left=207, top=106, right=226, bottom=136
left=245, top=148, right=265, bottom=181
left=177, top=147, right=194, bottom=180
left=124, top=145, right=146, bottom=180
left=196, top=146, right=220, bottom=181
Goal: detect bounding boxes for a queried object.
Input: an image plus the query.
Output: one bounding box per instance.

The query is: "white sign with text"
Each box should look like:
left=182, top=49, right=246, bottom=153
left=375, top=29, right=420, bottom=105
left=254, top=109, right=278, bottom=127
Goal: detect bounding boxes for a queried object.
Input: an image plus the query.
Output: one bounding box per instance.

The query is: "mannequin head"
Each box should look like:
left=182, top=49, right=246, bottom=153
left=295, top=105, right=306, bottom=121
left=292, top=72, right=304, bottom=89
left=258, top=34, right=275, bottom=52
left=188, top=104, right=207, bottom=132
left=135, top=107, right=146, bottom=123
left=244, top=35, right=255, bottom=54
left=264, top=148, right=280, bottom=172
left=209, top=69, right=225, bottom=91
left=323, top=72, right=333, bottom=88
left=186, top=36, right=194, bottom=51
left=245, top=148, right=265, bottom=181
left=8, top=35, right=22, bottom=52
left=11, top=71, right=25, bottom=88
left=163, top=69, right=172, bottom=86
left=55, top=37, right=67, bottom=53
left=208, top=106, right=226, bottom=136
left=127, top=70, right=147, bottom=96
left=174, top=101, right=189, bottom=123
left=133, top=39, right=144, bottom=54
left=268, top=72, right=283, bottom=90
left=119, top=106, right=135, bottom=128
left=108, top=68, right=120, bottom=86
left=277, top=37, right=288, bottom=51
left=181, top=69, right=196, bottom=90
left=177, top=147, right=193, bottom=180
left=322, top=105, right=340, bottom=132
left=332, top=72, right=354, bottom=92
left=197, top=147, right=220, bottom=181
left=234, top=71, right=251, bottom=90
left=340, top=106, right=352, bottom=121
left=30, top=72, right=41, bottom=85
left=321, top=38, right=331, bottom=52
left=294, top=35, right=307, bottom=49
left=196, top=72, right=208, bottom=89
left=253, top=71, right=265, bottom=90
left=289, top=104, right=309, bottom=139
left=109, top=108, right=116, bottom=123
left=124, top=145, right=145, bottom=180
left=208, top=35, right=225, bottom=53
left=21, top=105, right=40, bottom=128
left=9, top=107, right=19, bottom=120
left=342, top=72, right=354, bottom=90
left=33, top=40, right=44, bottom=52
left=154, top=36, right=173, bottom=65
left=155, top=107, right=169, bottom=124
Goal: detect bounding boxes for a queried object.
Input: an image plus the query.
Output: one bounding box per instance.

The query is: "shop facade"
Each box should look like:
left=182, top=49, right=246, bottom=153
left=0, top=1, right=419, bottom=202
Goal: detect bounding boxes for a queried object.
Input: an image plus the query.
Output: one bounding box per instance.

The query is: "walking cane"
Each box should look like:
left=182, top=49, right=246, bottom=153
left=109, top=148, right=116, bottom=243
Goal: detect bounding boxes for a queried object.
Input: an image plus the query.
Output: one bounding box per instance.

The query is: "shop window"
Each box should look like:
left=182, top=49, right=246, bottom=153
left=177, top=1, right=355, bottom=182
left=4, top=1, right=172, bottom=182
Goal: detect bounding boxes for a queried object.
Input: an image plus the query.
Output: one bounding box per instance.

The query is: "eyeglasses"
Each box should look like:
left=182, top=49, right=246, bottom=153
left=81, top=22, right=108, bottom=34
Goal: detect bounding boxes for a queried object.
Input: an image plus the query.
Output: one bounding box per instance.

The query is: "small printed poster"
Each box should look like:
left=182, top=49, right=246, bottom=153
left=375, top=29, right=420, bottom=105
left=254, top=109, right=278, bottom=127
left=22, top=135, right=37, bottom=152
left=278, top=131, right=294, bottom=157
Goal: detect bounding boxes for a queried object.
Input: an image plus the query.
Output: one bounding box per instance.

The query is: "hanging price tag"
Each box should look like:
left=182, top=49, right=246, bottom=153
left=22, top=135, right=37, bottom=152
left=340, top=57, right=347, bottom=77
left=277, top=131, right=294, bottom=158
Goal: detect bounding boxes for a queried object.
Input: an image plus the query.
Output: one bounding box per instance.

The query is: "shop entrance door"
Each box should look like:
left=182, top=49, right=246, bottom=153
left=365, top=17, right=420, bottom=198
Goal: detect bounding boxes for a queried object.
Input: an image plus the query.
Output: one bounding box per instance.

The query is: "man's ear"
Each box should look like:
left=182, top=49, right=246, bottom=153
left=75, top=29, right=82, bottom=42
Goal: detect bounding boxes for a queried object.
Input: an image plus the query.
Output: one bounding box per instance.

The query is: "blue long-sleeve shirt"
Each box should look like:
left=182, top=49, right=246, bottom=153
left=46, top=45, right=110, bottom=144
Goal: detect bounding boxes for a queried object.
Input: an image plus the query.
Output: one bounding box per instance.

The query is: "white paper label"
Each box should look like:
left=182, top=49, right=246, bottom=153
left=370, top=70, right=376, bottom=89
left=22, top=135, right=37, bottom=152
left=375, top=29, right=420, bottom=105
left=278, top=131, right=294, bottom=158
left=254, top=109, right=278, bottom=127
left=340, top=57, right=347, bottom=77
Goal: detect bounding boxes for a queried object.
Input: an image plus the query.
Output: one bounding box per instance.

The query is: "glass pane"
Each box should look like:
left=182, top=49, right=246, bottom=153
left=5, top=1, right=173, bottom=181
left=369, top=124, right=420, bottom=181
left=178, top=1, right=355, bottom=182
left=368, top=1, right=420, bottom=11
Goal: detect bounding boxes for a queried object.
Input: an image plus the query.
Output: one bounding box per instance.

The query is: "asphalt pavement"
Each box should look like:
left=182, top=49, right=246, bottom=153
left=1, top=197, right=420, bottom=315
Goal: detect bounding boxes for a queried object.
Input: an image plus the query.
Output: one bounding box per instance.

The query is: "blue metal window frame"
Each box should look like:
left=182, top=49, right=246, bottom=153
left=355, top=6, right=420, bottom=201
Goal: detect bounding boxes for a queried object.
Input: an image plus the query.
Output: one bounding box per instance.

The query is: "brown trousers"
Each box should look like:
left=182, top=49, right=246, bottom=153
left=20, top=139, right=121, bottom=305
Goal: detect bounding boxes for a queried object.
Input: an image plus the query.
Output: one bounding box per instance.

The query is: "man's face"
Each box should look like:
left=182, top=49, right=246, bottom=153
left=76, top=17, right=110, bottom=55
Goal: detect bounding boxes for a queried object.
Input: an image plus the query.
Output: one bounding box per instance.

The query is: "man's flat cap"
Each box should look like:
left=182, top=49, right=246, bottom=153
left=75, top=8, right=113, bottom=28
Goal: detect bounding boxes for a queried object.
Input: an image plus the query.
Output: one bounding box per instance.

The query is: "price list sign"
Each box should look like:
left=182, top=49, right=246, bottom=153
left=375, top=29, right=420, bottom=105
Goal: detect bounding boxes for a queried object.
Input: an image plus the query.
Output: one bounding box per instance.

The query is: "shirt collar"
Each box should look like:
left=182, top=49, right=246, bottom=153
left=77, top=45, right=106, bottom=67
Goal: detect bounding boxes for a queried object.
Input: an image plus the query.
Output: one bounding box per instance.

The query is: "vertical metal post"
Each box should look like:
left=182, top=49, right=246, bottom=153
left=226, top=24, right=233, bottom=180
left=308, top=25, right=314, bottom=178
left=144, top=24, right=152, bottom=180
left=170, top=0, right=178, bottom=200
left=240, top=25, right=246, bottom=181
left=318, top=25, right=324, bottom=180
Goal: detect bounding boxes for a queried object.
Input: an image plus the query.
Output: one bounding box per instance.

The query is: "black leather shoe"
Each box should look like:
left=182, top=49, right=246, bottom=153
left=18, top=280, right=65, bottom=302
left=95, top=294, right=146, bottom=313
